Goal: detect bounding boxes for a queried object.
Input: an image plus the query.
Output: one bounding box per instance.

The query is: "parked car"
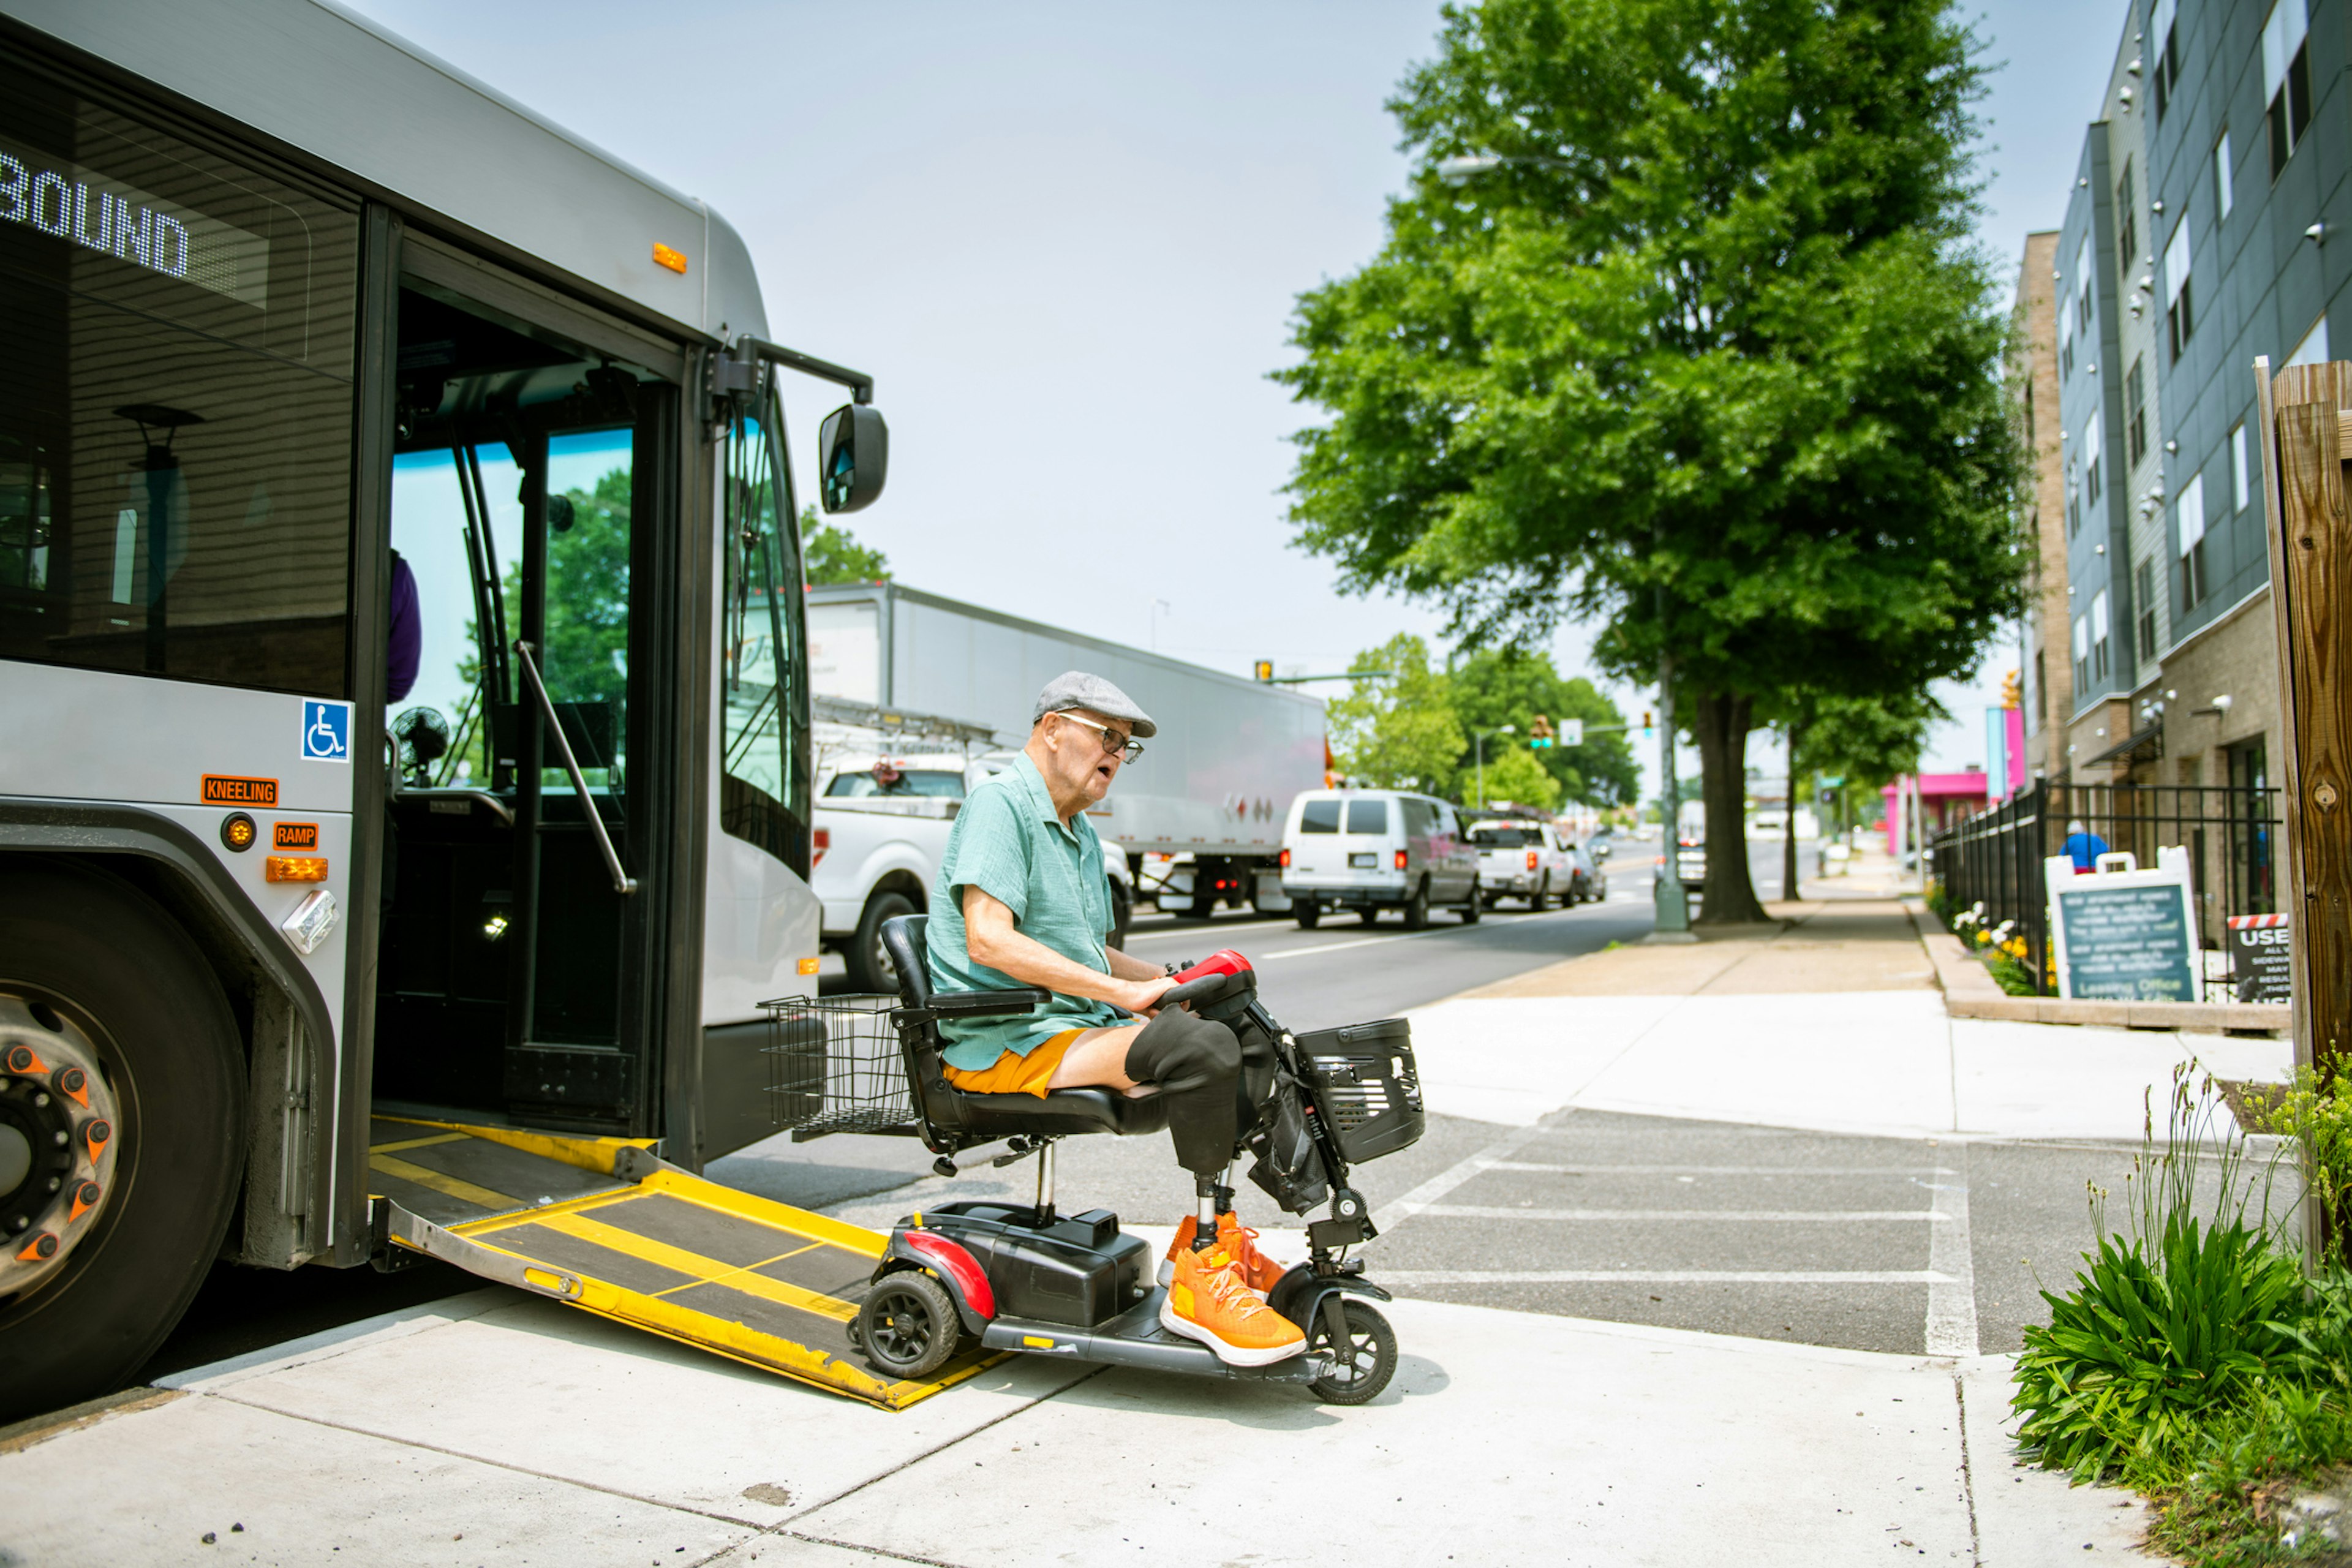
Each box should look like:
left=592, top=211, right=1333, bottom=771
left=1280, top=789, right=1481, bottom=929
left=1468, top=818, right=1572, bottom=910
left=1561, top=836, right=1608, bottom=903
left=1653, top=838, right=1706, bottom=893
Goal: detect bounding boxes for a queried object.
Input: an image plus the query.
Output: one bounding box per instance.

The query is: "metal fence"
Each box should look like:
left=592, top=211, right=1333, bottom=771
left=1926, top=780, right=2282, bottom=998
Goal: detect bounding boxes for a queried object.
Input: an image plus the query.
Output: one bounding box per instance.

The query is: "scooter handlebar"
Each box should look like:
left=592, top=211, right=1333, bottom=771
left=1156, top=973, right=1238, bottom=1011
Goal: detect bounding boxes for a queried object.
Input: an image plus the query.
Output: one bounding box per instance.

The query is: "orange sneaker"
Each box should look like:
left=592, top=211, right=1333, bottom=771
left=1159, top=1213, right=1286, bottom=1295
left=1161, top=1243, right=1305, bottom=1366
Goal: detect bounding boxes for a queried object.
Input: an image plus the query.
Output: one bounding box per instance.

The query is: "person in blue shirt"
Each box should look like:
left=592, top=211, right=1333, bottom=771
left=2062, top=818, right=2108, bottom=873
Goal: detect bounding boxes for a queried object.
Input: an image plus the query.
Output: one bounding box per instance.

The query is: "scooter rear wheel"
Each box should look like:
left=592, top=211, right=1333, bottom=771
left=1306, top=1298, right=1397, bottom=1406
left=857, top=1271, right=960, bottom=1379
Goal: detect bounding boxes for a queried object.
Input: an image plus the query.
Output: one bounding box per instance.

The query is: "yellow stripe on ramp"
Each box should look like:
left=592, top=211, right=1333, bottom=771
left=370, top=1153, right=520, bottom=1213
left=369, top=1132, right=470, bottom=1155
left=530, top=1211, right=858, bottom=1323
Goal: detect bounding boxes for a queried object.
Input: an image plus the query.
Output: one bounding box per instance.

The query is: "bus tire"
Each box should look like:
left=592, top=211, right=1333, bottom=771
left=848, top=890, right=919, bottom=994
left=0, top=862, right=244, bottom=1425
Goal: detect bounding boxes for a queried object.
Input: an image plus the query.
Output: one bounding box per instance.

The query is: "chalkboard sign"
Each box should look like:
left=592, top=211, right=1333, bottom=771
left=2228, top=915, right=2293, bottom=1004
left=2045, top=851, right=2203, bottom=1004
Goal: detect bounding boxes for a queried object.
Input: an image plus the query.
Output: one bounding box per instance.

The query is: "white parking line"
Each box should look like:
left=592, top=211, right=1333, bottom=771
left=1380, top=1269, right=1956, bottom=1286
left=1419, top=1205, right=1950, bottom=1223
left=1256, top=909, right=1583, bottom=962
left=1923, top=1148, right=1979, bottom=1356
left=1486, top=1163, right=1958, bottom=1177
left=1122, top=917, right=1297, bottom=941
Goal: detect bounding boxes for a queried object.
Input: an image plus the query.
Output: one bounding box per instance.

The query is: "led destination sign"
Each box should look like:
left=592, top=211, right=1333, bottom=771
left=0, top=137, right=270, bottom=307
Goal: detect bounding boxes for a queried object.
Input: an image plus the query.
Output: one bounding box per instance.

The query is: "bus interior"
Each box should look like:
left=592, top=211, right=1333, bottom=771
left=374, top=280, right=674, bottom=1135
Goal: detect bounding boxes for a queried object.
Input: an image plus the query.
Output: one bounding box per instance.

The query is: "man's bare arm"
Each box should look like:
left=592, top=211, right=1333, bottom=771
left=1104, top=944, right=1164, bottom=982
left=962, top=886, right=1172, bottom=1012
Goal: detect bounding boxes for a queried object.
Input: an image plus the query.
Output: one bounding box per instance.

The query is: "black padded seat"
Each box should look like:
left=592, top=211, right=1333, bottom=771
left=881, top=915, right=1167, bottom=1142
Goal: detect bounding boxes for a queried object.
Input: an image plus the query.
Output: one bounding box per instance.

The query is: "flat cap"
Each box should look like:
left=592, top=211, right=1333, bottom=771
left=1033, top=671, right=1156, bottom=739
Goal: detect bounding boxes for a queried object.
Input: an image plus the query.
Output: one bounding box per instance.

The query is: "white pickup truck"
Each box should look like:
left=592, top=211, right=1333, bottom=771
left=1466, top=817, right=1575, bottom=910
left=813, top=752, right=1134, bottom=991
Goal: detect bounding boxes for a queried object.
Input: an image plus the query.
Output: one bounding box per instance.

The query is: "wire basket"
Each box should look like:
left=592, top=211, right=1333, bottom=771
left=761, top=993, right=914, bottom=1139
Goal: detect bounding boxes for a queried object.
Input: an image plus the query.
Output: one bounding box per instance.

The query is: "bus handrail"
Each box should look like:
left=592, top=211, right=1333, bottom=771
left=513, top=639, right=638, bottom=896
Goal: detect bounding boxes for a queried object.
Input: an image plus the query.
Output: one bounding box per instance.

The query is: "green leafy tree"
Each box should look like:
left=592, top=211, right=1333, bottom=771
left=1276, top=0, right=2023, bottom=924
left=1471, top=744, right=1562, bottom=811
left=1447, top=649, right=1638, bottom=805
left=1329, top=633, right=1465, bottom=793
left=801, top=505, right=889, bottom=585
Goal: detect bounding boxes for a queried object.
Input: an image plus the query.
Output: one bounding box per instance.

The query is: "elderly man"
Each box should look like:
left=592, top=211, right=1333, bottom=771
left=926, top=672, right=1303, bottom=1366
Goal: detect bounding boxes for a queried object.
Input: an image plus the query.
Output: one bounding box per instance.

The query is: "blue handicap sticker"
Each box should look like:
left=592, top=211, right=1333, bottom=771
left=301, top=699, right=353, bottom=763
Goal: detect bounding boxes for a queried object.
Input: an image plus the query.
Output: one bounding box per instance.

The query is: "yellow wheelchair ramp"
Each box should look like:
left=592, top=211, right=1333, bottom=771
left=370, top=1117, right=996, bottom=1411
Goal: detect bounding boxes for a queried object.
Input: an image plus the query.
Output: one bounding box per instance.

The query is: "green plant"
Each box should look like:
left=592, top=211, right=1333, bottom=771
left=2242, top=1066, right=2352, bottom=1270
left=1985, top=948, right=2038, bottom=997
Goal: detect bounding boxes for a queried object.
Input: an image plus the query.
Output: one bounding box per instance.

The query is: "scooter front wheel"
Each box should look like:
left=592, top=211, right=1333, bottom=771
left=857, top=1271, right=961, bottom=1379
left=1306, top=1298, right=1397, bottom=1406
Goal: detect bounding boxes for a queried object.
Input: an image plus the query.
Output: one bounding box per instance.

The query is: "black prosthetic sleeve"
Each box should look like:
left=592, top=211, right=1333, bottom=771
left=1123, top=1008, right=1243, bottom=1177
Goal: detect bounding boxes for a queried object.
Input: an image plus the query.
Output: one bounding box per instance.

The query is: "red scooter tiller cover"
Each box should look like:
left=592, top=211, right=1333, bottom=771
left=1170, top=950, right=1252, bottom=984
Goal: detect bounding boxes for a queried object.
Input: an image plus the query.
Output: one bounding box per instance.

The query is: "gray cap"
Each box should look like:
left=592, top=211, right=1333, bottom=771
left=1034, top=671, right=1156, bottom=739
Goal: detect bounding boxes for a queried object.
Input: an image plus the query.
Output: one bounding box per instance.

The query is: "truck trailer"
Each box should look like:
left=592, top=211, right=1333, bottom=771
left=807, top=582, right=1325, bottom=917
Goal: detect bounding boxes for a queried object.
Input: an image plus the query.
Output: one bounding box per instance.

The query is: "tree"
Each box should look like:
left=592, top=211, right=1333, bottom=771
left=801, top=505, right=889, bottom=585
left=1472, top=744, right=1562, bottom=811
left=1446, top=649, right=1638, bottom=804
left=1276, top=0, right=2023, bottom=925
left=1328, top=633, right=1464, bottom=792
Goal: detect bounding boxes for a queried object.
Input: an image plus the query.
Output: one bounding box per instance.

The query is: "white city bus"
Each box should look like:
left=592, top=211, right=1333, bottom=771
left=0, top=0, right=888, bottom=1419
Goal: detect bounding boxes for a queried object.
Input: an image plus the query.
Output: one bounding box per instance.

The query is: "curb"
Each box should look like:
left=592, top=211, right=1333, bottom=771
left=1902, top=899, right=2288, bottom=1035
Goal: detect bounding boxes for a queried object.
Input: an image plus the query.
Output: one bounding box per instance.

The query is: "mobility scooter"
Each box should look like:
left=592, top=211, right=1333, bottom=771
left=843, top=916, right=1419, bottom=1404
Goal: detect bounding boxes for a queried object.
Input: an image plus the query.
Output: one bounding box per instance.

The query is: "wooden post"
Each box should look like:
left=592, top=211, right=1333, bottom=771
left=2258, top=356, right=2352, bottom=1091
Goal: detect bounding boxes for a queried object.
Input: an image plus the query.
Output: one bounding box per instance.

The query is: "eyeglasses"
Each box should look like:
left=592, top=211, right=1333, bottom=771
left=1054, top=711, right=1145, bottom=763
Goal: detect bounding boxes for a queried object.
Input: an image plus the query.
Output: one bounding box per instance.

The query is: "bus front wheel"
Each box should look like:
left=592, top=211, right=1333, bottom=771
left=0, top=863, right=244, bottom=1424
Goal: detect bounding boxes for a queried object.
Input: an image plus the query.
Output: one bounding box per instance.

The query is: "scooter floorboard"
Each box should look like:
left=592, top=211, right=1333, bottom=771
left=979, top=1291, right=1325, bottom=1384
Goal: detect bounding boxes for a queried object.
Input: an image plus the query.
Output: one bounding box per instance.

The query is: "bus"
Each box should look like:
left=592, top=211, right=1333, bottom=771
left=0, top=0, right=889, bottom=1420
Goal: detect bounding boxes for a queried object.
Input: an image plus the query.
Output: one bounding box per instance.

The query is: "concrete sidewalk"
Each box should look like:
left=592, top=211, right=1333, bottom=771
left=1420, top=899, right=2291, bottom=1139
left=1, top=1284, right=2146, bottom=1567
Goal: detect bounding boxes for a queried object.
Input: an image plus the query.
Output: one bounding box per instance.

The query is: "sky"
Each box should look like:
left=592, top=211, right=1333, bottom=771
left=347, top=0, right=2127, bottom=806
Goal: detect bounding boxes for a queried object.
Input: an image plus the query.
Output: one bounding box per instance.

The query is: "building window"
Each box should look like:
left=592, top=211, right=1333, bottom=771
left=2085, top=409, right=2103, bottom=505
left=2116, top=160, right=2139, bottom=272
left=2179, top=470, right=2209, bottom=610
left=2231, top=420, right=2250, bottom=511
left=2074, top=614, right=2091, bottom=693
left=2266, top=0, right=2312, bottom=179
left=2215, top=130, right=2234, bottom=220
left=2075, top=233, right=2094, bottom=339
left=2286, top=315, right=2331, bottom=369
left=2126, top=356, right=2149, bottom=467
left=2035, top=649, right=2048, bottom=722
left=2066, top=453, right=2081, bottom=535
left=2060, top=292, right=2076, bottom=377
left=2164, top=221, right=2193, bottom=361
left=2136, top=559, right=2159, bottom=662
left=2090, top=589, right=2111, bottom=683
left=2154, top=0, right=2181, bottom=119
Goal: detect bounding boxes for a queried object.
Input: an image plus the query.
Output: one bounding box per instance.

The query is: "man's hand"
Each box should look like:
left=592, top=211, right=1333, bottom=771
left=1120, top=973, right=1177, bottom=1017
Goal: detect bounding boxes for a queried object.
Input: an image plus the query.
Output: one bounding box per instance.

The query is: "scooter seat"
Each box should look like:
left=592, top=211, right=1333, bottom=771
left=882, top=913, right=1170, bottom=1145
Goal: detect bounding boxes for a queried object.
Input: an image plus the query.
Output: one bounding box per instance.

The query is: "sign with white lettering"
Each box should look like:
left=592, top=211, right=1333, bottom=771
left=2227, top=914, right=2293, bottom=1004
left=0, top=134, right=270, bottom=307
left=2045, top=850, right=2203, bottom=1003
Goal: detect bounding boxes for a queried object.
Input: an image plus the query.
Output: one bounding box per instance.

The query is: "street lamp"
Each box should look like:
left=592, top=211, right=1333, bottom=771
left=1472, top=725, right=1515, bottom=808
left=1440, top=149, right=1689, bottom=936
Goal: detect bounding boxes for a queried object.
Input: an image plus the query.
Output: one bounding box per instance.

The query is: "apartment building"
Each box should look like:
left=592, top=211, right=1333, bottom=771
left=2030, top=0, right=2325, bottom=804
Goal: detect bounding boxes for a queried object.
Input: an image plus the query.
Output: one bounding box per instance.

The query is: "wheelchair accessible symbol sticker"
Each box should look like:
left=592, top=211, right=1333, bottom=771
left=301, top=699, right=353, bottom=763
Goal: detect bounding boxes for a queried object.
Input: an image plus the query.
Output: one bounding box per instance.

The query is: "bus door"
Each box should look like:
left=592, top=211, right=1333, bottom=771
left=374, top=281, right=676, bottom=1135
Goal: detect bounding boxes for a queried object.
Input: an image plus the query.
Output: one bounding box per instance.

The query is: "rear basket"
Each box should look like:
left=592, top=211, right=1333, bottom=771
left=761, top=993, right=914, bottom=1139
left=1292, top=1018, right=1423, bottom=1163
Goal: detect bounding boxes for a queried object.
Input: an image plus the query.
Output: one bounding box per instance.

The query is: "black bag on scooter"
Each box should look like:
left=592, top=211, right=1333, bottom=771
left=1245, top=1065, right=1330, bottom=1215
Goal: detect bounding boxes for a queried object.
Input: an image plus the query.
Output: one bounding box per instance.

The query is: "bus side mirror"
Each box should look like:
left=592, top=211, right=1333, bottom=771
left=818, top=403, right=889, bottom=513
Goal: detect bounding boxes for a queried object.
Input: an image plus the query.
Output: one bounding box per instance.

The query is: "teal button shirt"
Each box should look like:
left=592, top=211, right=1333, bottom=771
left=927, top=752, right=1122, bottom=1069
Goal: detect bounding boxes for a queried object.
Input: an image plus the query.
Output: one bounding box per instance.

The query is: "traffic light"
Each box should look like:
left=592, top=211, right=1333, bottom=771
left=1999, top=669, right=2021, bottom=710
left=1253, top=660, right=1275, bottom=683
left=1528, top=714, right=1554, bottom=749
left=1642, top=710, right=1654, bottom=736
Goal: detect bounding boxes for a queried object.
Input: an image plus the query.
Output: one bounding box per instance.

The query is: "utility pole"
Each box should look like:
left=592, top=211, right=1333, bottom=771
left=1653, top=654, right=1692, bottom=939
left=2256, top=353, right=2352, bottom=1090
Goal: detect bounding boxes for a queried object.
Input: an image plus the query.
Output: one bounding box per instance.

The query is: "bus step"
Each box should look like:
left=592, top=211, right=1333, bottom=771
left=369, top=1117, right=995, bottom=1411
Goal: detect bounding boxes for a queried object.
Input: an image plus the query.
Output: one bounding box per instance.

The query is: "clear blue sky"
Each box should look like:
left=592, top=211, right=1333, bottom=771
left=348, top=0, right=2123, bottom=802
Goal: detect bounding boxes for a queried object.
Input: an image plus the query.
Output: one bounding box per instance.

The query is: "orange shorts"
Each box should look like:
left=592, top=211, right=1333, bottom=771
left=941, top=1029, right=1085, bottom=1098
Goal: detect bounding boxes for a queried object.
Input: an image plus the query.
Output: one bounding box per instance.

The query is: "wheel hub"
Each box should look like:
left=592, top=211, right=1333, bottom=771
left=0, top=995, right=119, bottom=1299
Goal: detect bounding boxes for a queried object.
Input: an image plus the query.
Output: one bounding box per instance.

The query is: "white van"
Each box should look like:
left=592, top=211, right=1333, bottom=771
left=1280, top=789, right=1482, bottom=929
